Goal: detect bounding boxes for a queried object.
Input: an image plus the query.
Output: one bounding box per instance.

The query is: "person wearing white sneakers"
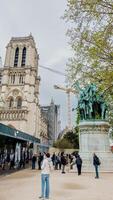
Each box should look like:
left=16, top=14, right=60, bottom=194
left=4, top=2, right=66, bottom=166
left=39, top=153, right=53, bottom=200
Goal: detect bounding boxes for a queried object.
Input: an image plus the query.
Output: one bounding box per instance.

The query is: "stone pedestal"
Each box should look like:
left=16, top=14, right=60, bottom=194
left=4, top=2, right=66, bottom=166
left=79, top=121, right=113, bottom=172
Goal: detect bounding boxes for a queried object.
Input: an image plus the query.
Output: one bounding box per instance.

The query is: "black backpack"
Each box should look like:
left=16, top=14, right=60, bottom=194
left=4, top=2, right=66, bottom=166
left=95, top=156, right=101, bottom=165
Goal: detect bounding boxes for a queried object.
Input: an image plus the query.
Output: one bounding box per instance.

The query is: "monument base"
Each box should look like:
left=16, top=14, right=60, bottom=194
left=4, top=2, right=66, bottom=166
left=79, top=121, right=113, bottom=172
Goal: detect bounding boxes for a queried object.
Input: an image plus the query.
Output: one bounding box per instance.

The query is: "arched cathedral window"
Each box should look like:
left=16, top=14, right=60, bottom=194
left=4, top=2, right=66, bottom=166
left=9, top=97, right=14, bottom=108
left=21, top=47, right=26, bottom=66
left=17, top=97, right=22, bottom=109
left=14, top=47, right=19, bottom=67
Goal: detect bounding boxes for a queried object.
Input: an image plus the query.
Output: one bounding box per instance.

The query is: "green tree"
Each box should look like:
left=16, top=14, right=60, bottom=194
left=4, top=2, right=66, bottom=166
left=53, top=129, right=79, bottom=149
left=53, top=138, right=74, bottom=149
left=64, top=0, right=113, bottom=102
left=64, top=129, right=79, bottom=149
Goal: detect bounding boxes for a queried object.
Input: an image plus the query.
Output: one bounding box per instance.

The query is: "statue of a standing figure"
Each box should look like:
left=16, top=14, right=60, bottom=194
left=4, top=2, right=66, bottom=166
left=0, top=95, right=4, bottom=108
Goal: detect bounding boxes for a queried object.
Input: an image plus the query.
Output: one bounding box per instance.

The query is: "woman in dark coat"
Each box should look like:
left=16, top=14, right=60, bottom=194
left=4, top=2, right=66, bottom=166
left=61, top=152, right=67, bottom=174
left=76, top=154, right=82, bottom=175
left=93, top=153, right=101, bottom=178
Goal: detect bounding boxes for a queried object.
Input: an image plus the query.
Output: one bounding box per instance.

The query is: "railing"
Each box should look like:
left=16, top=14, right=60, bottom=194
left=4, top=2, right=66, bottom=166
left=0, top=109, right=28, bottom=121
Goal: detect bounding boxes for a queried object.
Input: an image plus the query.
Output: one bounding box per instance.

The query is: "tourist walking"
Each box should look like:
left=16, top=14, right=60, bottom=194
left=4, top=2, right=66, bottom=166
left=39, top=153, right=53, bottom=200
left=76, top=154, right=82, bottom=175
left=93, top=153, right=101, bottom=179
left=0, top=154, right=6, bottom=170
left=51, top=152, right=56, bottom=166
left=20, top=150, right=26, bottom=169
left=57, top=153, right=61, bottom=170
left=32, top=154, right=37, bottom=170
left=9, top=151, right=15, bottom=170
left=61, top=152, right=67, bottom=174
left=38, top=152, right=43, bottom=170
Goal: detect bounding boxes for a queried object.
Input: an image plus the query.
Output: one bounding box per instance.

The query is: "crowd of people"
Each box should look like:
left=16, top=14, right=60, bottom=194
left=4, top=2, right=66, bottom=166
left=32, top=152, right=78, bottom=173
left=0, top=149, right=101, bottom=180
left=37, top=152, right=101, bottom=200
left=51, top=152, right=83, bottom=175
left=0, top=150, right=101, bottom=200
left=32, top=151, right=100, bottom=177
left=0, top=148, right=30, bottom=171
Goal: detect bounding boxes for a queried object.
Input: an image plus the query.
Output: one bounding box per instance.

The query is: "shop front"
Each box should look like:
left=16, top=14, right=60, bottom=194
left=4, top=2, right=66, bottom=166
left=0, top=123, right=40, bottom=170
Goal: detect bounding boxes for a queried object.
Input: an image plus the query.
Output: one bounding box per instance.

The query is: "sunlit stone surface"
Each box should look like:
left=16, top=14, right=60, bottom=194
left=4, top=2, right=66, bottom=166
left=0, top=169, right=113, bottom=200
left=79, top=121, right=113, bottom=172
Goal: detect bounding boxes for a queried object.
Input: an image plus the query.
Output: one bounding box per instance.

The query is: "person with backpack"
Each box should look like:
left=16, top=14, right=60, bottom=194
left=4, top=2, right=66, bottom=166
left=76, top=154, right=82, bottom=175
left=61, top=152, right=67, bottom=174
left=93, top=153, right=101, bottom=179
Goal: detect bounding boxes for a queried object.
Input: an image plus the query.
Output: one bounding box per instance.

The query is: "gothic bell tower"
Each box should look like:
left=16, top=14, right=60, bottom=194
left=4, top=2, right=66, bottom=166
left=0, top=35, right=41, bottom=137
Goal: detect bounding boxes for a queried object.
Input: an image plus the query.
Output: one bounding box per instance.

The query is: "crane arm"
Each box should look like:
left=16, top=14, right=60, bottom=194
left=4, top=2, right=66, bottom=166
left=39, top=65, right=66, bottom=76
left=54, top=85, right=78, bottom=94
left=54, top=85, right=68, bottom=92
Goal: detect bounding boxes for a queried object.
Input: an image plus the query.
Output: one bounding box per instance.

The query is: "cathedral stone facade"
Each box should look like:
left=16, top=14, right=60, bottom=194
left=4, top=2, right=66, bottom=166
left=0, top=35, right=41, bottom=139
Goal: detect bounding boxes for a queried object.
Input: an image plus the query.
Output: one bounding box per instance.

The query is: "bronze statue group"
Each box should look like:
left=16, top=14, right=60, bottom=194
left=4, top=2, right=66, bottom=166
left=77, top=83, right=107, bottom=121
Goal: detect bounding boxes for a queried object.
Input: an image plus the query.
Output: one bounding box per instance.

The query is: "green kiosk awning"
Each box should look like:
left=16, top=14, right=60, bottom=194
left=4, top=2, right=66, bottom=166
left=0, top=123, right=40, bottom=143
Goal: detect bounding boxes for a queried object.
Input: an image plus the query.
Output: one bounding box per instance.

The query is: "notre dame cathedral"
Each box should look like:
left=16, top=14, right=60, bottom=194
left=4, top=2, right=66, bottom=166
left=0, top=35, right=41, bottom=139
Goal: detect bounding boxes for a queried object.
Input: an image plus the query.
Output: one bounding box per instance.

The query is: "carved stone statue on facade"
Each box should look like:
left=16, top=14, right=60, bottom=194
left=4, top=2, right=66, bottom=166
left=73, top=82, right=107, bottom=120
left=0, top=95, right=4, bottom=108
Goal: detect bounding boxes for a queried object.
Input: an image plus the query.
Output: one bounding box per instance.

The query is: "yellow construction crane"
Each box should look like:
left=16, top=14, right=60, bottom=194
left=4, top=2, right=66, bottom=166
left=39, top=65, right=78, bottom=129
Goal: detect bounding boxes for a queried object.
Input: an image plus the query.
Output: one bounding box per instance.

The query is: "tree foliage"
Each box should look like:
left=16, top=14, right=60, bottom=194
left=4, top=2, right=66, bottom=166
left=53, top=129, right=79, bottom=149
left=64, top=129, right=79, bottom=149
left=64, top=0, right=113, bottom=102
left=53, top=138, right=74, bottom=149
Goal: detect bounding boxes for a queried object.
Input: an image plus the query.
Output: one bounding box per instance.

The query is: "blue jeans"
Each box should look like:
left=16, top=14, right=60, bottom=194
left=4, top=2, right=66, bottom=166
left=32, top=161, right=35, bottom=169
left=94, top=164, right=99, bottom=178
left=41, top=174, right=50, bottom=198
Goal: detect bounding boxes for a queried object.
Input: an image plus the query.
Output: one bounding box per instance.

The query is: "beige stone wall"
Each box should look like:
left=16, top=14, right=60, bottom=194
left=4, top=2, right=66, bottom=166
left=0, top=120, right=27, bottom=132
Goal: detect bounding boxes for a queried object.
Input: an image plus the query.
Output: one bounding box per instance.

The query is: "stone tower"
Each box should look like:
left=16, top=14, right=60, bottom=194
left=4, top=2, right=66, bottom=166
left=0, top=35, right=41, bottom=138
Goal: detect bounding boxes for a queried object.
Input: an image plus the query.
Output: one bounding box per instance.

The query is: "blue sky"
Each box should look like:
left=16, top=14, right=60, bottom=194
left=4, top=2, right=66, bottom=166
left=0, top=0, right=78, bottom=129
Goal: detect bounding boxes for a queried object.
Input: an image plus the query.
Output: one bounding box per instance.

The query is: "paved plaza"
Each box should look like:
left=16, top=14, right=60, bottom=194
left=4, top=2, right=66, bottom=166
left=0, top=168, right=113, bottom=200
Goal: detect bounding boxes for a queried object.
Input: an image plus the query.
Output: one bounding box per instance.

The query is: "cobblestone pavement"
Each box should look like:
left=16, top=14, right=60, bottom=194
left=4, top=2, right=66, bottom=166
left=0, top=168, right=113, bottom=200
